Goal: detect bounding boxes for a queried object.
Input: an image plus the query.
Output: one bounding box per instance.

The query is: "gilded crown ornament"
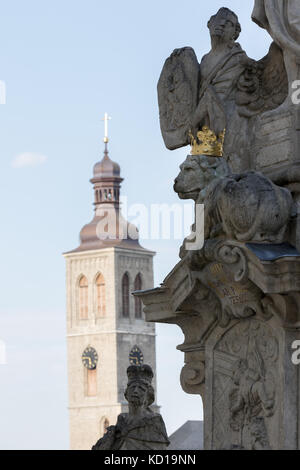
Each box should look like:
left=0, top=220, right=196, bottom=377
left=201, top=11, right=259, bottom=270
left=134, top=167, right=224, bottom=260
left=189, top=126, right=225, bottom=157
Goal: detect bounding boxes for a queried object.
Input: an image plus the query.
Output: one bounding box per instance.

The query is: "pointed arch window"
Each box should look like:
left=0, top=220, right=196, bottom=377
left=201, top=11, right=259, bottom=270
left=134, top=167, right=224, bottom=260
left=134, top=274, right=143, bottom=318
left=79, top=276, right=88, bottom=320
left=122, top=273, right=130, bottom=317
left=96, top=273, right=106, bottom=318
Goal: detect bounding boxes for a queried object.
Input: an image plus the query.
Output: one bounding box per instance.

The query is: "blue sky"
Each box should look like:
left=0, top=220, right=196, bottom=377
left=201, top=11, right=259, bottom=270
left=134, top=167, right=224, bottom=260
left=0, top=0, right=271, bottom=449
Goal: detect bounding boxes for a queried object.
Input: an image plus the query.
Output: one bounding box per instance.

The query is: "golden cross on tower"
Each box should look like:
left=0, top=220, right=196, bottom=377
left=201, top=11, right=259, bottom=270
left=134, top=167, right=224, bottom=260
left=102, top=112, right=112, bottom=144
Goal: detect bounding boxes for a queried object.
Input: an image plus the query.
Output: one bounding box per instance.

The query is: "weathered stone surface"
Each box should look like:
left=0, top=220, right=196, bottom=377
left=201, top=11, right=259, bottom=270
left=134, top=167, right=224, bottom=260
left=206, top=319, right=278, bottom=450
left=158, top=8, right=247, bottom=158
left=158, top=47, right=199, bottom=150
left=136, top=237, right=300, bottom=449
left=252, top=0, right=300, bottom=87
left=174, top=155, right=293, bottom=244
left=92, top=365, right=169, bottom=451
left=236, top=42, right=288, bottom=118
left=139, top=3, right=300, bottom=451
left=157, top=5, right=300, bottom=179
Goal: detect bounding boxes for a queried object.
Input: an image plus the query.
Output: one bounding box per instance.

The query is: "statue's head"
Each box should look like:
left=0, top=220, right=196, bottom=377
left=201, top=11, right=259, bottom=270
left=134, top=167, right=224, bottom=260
left=124, top=364, right=155, bottom=408
left=174, top=155, right=229, bottom=202
left=208, top=8, right=241, bottom=44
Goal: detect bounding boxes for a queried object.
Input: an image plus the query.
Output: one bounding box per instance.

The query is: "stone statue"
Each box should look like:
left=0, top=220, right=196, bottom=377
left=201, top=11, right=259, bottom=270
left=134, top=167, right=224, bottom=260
left=92, top=365, right=169, bottom=451
left=133, top=3, right=300, bottom=451
left=252, top=0, right=300, bottom=97
left=158, top=8, right=247, bottom=153
left=158, top=6, right=290, bottom=172
left=174, top=156, right=293, bottom=244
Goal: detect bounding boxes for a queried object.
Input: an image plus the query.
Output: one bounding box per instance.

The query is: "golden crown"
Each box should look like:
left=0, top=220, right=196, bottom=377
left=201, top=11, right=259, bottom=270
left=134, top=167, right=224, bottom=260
left=189, top=126, right=225, bottom=157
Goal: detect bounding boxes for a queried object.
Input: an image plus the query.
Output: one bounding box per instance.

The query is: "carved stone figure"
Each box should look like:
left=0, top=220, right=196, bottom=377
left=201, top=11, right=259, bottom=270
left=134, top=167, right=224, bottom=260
left=134, top=3, right=300, bottom=451
left=174, top=155, right=293, bottom=243
left=158, top=8, right=247, bottom=155
left=252, top=0, right=300, bottom=98
left=192, top=8, right=245, bottom=137
left=173, top=155, right=230, bottom=204
left=92, top=365, right=169, bottom=451
left=229, top=353, right=275, bottom=450
left=158, top=6, right=295, bottom=173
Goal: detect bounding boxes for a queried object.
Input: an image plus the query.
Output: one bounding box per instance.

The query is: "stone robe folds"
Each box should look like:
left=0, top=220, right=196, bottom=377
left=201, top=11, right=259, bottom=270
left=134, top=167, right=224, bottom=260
left=252, top=0, right=300, bottom=55
left=92, top=412, right=170, bottom=451
left=196, top=43, right=247, bottom=136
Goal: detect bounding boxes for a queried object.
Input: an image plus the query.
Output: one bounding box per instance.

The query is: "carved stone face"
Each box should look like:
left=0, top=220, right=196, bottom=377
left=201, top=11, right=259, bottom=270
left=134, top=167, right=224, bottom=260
left=174, top=156, right=205, bottom=201
left=208, top=11, right=238, bottom=44
left=174, top=155, right=226, bottom=202
left=126, top=381, right=148, bottom=407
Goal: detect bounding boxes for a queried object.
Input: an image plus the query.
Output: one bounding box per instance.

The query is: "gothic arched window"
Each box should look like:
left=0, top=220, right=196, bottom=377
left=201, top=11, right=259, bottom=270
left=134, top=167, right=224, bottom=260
left=134, top=274, right=142, bottom=319
left=96, top=273, right=106, bottom=318
left=79, top=275, right=88, bottom=320
left=122, top=273, right=130, bottom=317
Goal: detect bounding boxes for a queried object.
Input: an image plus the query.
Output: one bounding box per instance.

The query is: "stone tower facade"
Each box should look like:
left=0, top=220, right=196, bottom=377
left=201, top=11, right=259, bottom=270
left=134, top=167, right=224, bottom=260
left=64, top=140, right=156, bottom=450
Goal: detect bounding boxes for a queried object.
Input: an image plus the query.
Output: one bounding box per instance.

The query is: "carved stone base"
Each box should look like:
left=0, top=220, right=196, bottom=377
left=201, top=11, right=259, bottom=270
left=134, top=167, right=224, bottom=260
left=205, top=318, right=300, bottom=450
left=134, top=240, right=300, bottom=450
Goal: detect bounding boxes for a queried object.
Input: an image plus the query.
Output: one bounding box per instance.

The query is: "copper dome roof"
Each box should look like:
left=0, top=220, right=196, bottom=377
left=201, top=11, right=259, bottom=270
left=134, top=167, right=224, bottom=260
left=93, top=151, right=121, bottom=179
left=73, top=210, right=146, bottom=253
left=65, top=143, right=150, bottom=255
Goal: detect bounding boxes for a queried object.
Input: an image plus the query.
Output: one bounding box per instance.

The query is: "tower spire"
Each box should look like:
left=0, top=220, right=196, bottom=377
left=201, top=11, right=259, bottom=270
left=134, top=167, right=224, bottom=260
left=65, top=113, right=146, bottom=253
left=89, top=112, right=122, bottom=210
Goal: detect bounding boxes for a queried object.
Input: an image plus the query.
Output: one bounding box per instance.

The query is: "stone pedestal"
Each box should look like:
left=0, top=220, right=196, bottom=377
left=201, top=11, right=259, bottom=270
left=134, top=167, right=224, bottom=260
left=145, top=2, right=300, bottom=451
left=135, top=240, right=300, bottom=449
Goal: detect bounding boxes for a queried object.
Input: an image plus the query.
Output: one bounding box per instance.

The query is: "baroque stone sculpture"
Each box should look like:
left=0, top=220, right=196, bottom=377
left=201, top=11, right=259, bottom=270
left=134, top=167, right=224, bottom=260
left=134, top=3, right=300, bottom=450
left=92, top=365, right=170, bottom=450
left=157, top=4, right=300, bottom=176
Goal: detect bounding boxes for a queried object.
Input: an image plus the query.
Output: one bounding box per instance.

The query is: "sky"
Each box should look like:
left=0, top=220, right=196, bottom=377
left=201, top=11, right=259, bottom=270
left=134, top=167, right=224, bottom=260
left=0, top=0, right=272, bottom=450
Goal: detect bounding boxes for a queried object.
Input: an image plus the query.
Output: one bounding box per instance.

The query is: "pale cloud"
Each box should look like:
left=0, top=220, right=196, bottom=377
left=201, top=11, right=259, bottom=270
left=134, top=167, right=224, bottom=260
left=12, top=152, right=47, bottom=169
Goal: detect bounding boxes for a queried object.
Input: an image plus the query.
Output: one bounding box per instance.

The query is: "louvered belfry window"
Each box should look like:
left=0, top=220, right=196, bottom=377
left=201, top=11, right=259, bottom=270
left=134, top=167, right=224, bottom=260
left=122, top=273, right=129, bottom=317
left=134, top=274, right=142, bottom=318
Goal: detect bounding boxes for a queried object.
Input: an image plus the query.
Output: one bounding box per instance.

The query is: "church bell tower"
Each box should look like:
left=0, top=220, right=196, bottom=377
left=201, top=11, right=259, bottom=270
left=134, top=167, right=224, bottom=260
left=64, top=115, right=156, bottom=450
